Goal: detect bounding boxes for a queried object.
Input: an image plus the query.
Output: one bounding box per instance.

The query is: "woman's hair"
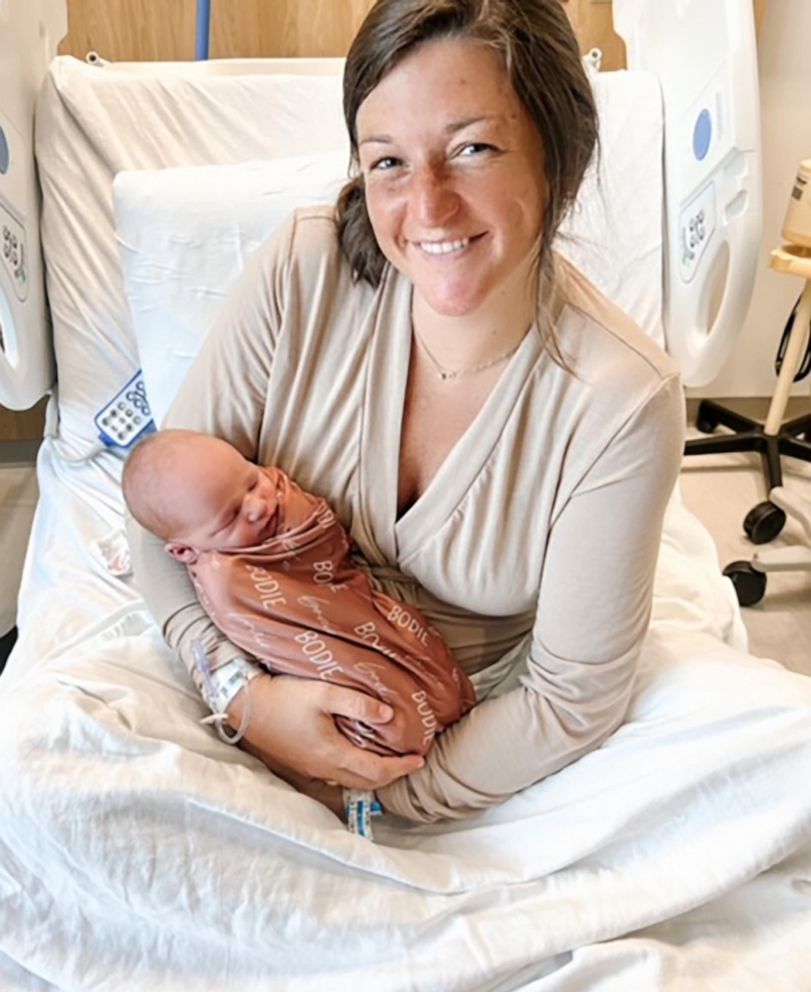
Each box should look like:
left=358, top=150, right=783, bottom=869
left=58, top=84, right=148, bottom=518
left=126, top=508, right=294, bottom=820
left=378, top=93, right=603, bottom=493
left=336, top=0, right=598, bottom=339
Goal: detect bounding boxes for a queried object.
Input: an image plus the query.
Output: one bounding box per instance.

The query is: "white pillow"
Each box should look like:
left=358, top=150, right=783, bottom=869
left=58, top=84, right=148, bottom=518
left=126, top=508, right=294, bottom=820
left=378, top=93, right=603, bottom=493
left=557, top=69, right=664, bottom=349
left=36, top=56, right=348, bottom=452
left=114, top=152, right=349, bottom=426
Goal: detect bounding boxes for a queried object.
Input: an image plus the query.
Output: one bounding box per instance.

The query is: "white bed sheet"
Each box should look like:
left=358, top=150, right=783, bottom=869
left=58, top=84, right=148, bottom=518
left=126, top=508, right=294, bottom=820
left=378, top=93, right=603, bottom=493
left=2, top=444, right=811, bottom=990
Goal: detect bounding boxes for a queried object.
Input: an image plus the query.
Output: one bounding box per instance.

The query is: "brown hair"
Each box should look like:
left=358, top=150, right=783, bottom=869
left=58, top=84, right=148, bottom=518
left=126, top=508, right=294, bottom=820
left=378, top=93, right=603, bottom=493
left=336, top=0, right=598, bottom=346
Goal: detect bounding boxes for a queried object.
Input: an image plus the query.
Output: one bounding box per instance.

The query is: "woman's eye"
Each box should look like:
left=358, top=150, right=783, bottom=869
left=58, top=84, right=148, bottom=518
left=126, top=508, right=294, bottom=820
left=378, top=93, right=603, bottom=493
left=459, top=142, right=494, bottom=157
left=371, top=156, right=401, bottom=172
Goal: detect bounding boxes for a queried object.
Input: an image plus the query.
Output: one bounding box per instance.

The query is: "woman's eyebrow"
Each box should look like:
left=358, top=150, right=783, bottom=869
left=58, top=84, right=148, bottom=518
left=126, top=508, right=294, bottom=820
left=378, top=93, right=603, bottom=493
left=359, top=114, right=500, bottom=146
left=444, top=114, right=499, bottom=134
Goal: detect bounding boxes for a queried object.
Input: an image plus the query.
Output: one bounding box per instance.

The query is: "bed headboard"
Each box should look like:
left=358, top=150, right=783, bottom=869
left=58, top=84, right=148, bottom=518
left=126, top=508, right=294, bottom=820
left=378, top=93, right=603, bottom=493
left=614, top=0, right=762, bottom=385
left=0, top=0, right=66, bottom=410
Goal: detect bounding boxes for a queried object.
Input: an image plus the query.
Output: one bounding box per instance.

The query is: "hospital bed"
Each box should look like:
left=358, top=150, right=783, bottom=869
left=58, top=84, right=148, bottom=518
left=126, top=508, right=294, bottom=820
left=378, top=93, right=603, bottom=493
left=2, top=1, right=811, bottom=989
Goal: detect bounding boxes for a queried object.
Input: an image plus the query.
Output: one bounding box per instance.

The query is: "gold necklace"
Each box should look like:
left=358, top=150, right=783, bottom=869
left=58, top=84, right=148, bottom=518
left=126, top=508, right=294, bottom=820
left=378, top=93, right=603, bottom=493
left=413, top=329, right=521, bottom=382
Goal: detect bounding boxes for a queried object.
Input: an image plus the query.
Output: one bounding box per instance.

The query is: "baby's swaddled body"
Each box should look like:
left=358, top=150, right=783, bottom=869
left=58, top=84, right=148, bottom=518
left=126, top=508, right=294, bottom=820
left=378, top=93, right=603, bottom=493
left=188, top=467, right=476, bottom=755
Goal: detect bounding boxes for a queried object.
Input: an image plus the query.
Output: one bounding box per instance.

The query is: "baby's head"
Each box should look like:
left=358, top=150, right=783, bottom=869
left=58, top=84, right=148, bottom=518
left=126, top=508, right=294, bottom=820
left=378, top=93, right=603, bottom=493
left=123, top=429, right=279, bottom=563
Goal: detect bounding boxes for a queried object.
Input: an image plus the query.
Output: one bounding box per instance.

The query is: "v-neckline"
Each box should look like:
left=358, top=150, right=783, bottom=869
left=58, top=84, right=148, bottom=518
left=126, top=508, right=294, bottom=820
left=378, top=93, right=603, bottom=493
left=357, top=266, right=543, bottom=570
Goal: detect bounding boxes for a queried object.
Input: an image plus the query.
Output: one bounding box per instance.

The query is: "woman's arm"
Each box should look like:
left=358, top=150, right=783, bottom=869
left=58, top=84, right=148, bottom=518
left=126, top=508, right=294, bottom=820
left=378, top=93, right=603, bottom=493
left=377, top=374, right=685, bottom=822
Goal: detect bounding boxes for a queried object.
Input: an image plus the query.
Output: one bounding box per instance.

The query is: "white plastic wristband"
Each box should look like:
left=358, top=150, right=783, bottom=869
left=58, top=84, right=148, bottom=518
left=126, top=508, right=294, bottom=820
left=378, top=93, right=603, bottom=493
left=204, top=657, right=262, bottom=713
left=191, top=643, right=261, bottom=745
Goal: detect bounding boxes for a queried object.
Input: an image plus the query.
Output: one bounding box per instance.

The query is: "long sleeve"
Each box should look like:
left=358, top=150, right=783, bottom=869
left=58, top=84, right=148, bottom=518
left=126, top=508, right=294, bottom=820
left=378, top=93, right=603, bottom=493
left=128, top=215, right=294, bottom=678
left=378, top=372, right=685, bottom=822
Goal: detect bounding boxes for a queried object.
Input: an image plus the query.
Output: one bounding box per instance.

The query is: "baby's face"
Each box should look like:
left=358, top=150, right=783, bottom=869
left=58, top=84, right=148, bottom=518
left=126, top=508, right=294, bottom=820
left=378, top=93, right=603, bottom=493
left=168, top=439, right=279, bottom=552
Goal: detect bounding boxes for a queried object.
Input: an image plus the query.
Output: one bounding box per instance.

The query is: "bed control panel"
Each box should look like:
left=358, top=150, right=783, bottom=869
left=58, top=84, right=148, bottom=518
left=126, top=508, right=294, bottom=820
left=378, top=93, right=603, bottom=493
left=679, top=181, right=716, bottom=282
left=1, top=200, right=28, bottom=302
left=94, top=370, right=155, bottom=449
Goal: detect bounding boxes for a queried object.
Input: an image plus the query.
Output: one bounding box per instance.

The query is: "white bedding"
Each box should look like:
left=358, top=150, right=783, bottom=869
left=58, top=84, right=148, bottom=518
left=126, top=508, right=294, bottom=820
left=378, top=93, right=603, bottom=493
left=2, top=444, right=811, bottom=989
left=3, top=55, right=811, bottom=991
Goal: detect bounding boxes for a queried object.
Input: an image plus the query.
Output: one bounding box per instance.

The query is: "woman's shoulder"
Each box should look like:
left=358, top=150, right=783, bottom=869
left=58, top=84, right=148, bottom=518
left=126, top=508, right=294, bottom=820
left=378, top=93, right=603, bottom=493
left=256, top=204, right=343, bottom=270
left=244, top=204, right=375, bottom=323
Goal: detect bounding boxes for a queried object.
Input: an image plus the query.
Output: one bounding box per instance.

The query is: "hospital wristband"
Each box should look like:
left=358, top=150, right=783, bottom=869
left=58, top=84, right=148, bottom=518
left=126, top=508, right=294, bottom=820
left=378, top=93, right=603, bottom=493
left=190, top=642, right=262, bottom=745
left=344, top=789, right=383, bottom=840
left=204, top=657, right=262, bottom=713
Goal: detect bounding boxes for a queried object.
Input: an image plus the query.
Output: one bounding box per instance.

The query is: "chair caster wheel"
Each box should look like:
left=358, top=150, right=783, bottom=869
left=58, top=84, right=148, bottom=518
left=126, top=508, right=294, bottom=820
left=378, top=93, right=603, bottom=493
left=723, top=561, right=767, bottom=607
left=743, top=500, right=786, bottom=545
left=695, top=402, right=718, bottom=434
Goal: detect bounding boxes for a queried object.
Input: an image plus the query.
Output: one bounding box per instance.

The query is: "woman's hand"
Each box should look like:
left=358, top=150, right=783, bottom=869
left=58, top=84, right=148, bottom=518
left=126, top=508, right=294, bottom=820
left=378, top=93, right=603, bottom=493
left=226, top=673, right=424, bottom=791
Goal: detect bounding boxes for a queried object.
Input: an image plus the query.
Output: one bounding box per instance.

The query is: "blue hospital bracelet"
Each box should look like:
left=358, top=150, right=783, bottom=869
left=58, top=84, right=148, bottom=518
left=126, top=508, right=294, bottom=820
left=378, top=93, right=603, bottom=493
left=344, top=789, right=383, bottom=839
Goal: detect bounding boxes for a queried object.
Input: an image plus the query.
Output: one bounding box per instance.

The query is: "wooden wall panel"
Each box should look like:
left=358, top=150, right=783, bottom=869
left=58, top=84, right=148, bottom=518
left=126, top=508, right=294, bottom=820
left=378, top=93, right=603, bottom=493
left=58, top=0, right=196, bottom=61
left=57, top=0, right=377, bottom=62
left=564, top=1, right=625, bottom=71
left=212, top=0, right=375, bottom=59
left=57, top=1, right=769, bottom=66
left=0, top=401, right=48, bottom=441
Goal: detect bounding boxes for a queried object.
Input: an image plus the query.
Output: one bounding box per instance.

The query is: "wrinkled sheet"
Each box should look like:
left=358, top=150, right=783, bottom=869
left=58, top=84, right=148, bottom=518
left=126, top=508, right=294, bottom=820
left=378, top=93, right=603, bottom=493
left=1, top=442, right=811, bottom=990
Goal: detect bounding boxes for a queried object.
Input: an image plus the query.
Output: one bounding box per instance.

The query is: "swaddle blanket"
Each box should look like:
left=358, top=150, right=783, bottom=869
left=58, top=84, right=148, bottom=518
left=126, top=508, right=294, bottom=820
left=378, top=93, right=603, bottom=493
left=188, top=467, right=476, bottom=755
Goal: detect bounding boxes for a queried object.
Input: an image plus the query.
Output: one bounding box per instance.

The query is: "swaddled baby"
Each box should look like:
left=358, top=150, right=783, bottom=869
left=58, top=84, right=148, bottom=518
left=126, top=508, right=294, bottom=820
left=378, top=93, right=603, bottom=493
left=123, top=429, right=476, bottom=756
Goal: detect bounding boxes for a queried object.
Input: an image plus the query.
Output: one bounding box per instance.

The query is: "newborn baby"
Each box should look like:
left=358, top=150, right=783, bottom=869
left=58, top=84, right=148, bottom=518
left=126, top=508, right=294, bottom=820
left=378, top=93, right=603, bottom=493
left=123, top=429, right=476, bottom=756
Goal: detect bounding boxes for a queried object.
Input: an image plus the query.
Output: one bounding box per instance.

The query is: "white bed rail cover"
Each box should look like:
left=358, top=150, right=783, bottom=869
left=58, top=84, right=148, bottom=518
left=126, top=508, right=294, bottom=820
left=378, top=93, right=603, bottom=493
left=614, top=0, right=763, bottom=386
left=0, top=0, right=65, bottom=410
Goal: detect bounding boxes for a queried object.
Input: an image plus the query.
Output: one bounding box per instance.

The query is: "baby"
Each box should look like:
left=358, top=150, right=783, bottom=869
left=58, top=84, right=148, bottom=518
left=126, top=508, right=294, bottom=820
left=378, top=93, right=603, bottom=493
left=123, top=429, right=476, bottom=757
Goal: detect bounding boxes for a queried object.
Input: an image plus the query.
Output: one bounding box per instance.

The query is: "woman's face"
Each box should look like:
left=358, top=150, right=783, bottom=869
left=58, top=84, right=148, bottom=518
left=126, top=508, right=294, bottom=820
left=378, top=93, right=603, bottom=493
left=356, top=38, right=546, bottom=319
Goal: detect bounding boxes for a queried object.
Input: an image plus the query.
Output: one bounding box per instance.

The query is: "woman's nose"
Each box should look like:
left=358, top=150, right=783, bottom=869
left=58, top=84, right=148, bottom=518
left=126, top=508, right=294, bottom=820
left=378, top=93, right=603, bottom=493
left=411, top=165, right=460, bottom=228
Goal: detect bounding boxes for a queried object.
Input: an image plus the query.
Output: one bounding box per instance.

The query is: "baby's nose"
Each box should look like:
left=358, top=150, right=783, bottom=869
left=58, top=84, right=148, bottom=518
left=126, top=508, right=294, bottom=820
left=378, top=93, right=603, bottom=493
left=244, top=494, right=265, bottom=522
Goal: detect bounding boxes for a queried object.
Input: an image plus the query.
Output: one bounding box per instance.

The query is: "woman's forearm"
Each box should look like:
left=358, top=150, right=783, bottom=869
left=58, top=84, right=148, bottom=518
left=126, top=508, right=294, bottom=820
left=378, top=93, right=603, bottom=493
left=127, top=510, right=246, bottom=676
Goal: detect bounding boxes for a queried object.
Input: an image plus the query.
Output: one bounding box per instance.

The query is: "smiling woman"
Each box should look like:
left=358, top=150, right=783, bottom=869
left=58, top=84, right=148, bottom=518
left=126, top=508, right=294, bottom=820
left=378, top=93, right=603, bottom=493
left=128, top=0, right=685, bottom=825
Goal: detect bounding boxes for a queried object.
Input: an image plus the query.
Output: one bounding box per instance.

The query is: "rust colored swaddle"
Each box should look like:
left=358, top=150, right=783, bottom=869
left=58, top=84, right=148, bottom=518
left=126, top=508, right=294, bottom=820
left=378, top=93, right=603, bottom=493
left=188, top=467, right=476, bottom=755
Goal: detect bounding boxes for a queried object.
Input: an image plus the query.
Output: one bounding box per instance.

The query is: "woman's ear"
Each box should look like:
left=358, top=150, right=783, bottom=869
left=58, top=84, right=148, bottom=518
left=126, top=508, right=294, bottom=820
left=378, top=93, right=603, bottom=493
left=164, top=542, right=198, bottom=565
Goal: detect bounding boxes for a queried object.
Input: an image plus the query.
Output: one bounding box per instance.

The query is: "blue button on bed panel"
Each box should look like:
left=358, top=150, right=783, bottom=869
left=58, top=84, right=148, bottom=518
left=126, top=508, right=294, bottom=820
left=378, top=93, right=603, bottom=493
left=0, top=127, right=9, bottom=174
left=693, top=109, right=712, bottom=161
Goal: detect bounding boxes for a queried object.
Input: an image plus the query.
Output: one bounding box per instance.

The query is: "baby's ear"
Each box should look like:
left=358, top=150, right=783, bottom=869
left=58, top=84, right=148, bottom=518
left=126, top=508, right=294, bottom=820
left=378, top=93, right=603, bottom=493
left=164, top=542, right=198, bottom=565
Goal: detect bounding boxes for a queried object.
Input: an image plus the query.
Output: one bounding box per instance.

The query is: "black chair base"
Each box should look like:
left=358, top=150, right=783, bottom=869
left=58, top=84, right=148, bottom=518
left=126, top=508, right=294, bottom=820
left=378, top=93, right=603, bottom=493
left=685, top=399, right=811, bottom=492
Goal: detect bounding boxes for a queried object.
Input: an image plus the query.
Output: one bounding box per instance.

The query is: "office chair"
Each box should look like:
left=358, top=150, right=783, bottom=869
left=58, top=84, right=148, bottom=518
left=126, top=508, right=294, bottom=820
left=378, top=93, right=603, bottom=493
left=685, top=159, right=811, bottom=549
left=724, top=485, right=811, bottom=605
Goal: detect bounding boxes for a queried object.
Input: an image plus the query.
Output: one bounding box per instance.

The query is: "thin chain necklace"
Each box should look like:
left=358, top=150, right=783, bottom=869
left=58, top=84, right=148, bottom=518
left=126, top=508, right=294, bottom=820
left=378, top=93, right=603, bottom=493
left=413, top=328, right=521, bottom=382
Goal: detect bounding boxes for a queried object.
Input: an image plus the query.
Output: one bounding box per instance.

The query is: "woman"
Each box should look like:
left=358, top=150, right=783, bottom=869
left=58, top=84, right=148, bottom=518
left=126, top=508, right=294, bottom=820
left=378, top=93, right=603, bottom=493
left=130, top=0, right=684, bottom=824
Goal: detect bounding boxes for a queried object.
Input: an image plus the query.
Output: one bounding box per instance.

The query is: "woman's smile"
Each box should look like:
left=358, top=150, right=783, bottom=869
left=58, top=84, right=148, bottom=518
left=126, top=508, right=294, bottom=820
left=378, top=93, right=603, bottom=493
left=356, top=37, right=546, bottom=320
left=410, top=233, right=486, bottom=258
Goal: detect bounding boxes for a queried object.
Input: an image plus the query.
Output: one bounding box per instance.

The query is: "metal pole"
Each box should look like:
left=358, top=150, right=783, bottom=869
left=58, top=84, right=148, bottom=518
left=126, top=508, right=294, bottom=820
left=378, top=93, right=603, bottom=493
left=195, top=0, right=211, bottom=60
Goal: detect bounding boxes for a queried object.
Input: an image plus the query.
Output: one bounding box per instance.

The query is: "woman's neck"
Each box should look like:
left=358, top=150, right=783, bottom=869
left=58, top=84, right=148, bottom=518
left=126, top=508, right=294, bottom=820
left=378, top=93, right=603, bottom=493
left=411, top=261, right=538, bottom=371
